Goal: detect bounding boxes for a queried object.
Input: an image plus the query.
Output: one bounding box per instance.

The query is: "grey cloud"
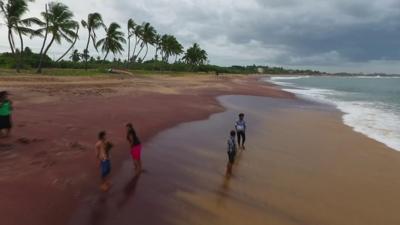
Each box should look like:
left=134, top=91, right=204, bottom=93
left=0, top=0, right=399, bottom=73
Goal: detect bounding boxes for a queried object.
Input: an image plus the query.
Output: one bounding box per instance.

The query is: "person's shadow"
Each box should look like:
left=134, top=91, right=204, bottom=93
left=89, top=193, right=109, bottom=225
left=117, top=173, right=142, bottom=209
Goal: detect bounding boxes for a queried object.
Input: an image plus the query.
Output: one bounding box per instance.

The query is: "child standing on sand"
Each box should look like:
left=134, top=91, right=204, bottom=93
left=126, top=123, right=143, bottom=175
left=95, top=131, right=113, bottom=191
left=235, top=113, right=246, bottom=149
left=227, top=130, right=237, bottom=175
left=0, top=91, right=13, bottom=138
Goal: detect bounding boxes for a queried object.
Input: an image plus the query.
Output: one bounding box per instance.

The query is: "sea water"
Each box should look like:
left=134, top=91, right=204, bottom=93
left=268, top=75, right=400, bottom=151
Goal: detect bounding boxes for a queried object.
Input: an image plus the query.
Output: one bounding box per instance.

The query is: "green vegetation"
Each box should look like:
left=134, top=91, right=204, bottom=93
left=0, top=0, right=322, bottom=76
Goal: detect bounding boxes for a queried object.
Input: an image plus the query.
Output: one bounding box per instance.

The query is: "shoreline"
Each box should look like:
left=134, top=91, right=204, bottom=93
left=0, top=74, right=293, bottom=225
left=266, top=75, right=400, bottom=152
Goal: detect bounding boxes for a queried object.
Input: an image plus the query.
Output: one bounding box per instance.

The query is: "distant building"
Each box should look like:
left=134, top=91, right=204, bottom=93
left=257, top=68, right=264, bottom=74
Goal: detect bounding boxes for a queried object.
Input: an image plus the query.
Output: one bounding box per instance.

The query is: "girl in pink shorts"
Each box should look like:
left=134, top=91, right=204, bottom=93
left=126, top=123, right=142, bottom=175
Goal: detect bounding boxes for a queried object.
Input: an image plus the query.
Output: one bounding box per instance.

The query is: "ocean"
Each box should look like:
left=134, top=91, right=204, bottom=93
left=268, top=75, right=400, bottom=151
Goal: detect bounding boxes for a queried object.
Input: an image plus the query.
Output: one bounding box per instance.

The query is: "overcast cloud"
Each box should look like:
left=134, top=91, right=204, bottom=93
left=1, top=0, right=400, bottom=73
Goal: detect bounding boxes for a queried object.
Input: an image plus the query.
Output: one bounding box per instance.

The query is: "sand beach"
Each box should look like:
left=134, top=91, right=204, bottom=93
left=1, top=74, right=400, bottom=225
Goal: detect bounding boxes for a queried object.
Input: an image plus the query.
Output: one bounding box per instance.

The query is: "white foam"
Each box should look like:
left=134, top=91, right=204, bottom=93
left=270, top=76, right=310, bottom=81
left=354, top=75, right=400, bottom=79
left=266, top=78, right=400, bottom=151
left=337, top=101, right=400, bottom=151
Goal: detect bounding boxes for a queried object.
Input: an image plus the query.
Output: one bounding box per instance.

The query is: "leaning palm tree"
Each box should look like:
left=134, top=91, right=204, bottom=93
left=95, top=22, right=126, bottom=61
left=141, top=23, right=156, bottom=61
left=153, top=33, right=161, bottom=61
left=134, top=22, right=155, bottom=62
left=172, top=39, right=184, bottom=63
left=126, top=18, right=136, bottom=64
left=35, top=2, right=78, bottom=73
left=160, top=34, right=179, bottom=63
left=55, top=21, right=79, bottom=62
left=0, top=0, right=39, bottom=72
left=131, top=23, right=143, bottom=62
left=81, top=12, right=104, bottom=70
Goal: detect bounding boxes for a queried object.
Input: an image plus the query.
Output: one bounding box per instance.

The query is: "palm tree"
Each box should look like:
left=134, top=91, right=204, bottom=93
left=160, top=34, right=182, bottom=63
left=131, top=24, right=142, bottom=62
left=69, top=49, right=80, bottom=62
left=154, top=34, right=161, bottom=61
left=127, top=18, right=136, bottom=64
left=81, top=12, right=104, bottom=70
left=95, top=22, right=126, bottom=61
left=56, top=21, right=79, bottom=62
left=134, top=22, right=156, bottom=62
left=0, top=0, right=39, bottom=72
left=183, top=43, right=208, bottom=67
left=35, top=2, right=78, bottom=73
left=172, top=39, right=184, bottom=63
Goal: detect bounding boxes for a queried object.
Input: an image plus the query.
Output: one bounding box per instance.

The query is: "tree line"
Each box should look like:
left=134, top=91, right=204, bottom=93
left=0, top=0, right=208, bottom=73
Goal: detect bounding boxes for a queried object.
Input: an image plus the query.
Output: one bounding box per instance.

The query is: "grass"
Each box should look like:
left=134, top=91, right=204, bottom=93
left=0, top=68, right=214, bottom=77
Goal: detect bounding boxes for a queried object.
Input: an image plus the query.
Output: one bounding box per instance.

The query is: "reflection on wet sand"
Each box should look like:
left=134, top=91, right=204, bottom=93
left=71, top=95, right=400, bottom=225
left=118, top=174, right=141, bottom=208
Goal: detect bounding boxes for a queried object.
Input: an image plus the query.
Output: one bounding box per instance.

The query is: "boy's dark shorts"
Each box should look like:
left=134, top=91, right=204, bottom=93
left=0, top=115, right=12, bottom=129
left=228, top=151, right=236, bottom=164
left=100, top=160, right=111, bottom=178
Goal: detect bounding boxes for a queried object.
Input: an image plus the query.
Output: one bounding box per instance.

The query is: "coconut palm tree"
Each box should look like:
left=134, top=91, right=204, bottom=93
left=69, top=49, right=80, bottom=62
left=55, top=21, right=79, bottom=62
left=134, top=22, right=155, bottom=62
left=81, top=12, right=104, bottom=70
left=160, top=34, right=182, bottom=63
left=154, top=33, right=161, bottom=61
left=35, top=2, right=78, bottom=73
left=127, top=18, right=136, bottom=64
left=95, top=22, right=126, bottom=61
left=183, top=43, right=208, bottom=67
left=0, top=0, right=39, bottom=72
left=131, top=23, right=142, bottom=62
left=172, top=39, right=184, bottom=63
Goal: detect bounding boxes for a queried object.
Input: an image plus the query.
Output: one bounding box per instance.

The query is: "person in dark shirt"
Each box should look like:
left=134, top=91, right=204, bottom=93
left=226, top=130, right=237, bottom=175
left=126, top=123, right=143, bottom=175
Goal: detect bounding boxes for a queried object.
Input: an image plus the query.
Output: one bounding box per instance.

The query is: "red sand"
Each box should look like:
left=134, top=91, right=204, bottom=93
left=0, top=75, right=292, bottom=225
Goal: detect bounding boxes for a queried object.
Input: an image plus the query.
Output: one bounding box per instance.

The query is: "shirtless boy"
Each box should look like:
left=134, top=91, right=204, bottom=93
left=95, top=131, right=112, bottom=191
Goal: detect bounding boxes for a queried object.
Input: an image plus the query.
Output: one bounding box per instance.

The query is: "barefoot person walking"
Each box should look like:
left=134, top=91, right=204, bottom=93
left=0, top=91, right=13, bottom=138
left=126, top=123, right=143, bottom=175
left=95, top=131, right=113, bottom=191
left=235, top=113, right=246, bottom=149
left=226, top=130, right=237, bottom=175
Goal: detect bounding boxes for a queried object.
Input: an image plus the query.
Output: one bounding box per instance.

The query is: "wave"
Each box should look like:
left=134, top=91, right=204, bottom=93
left=269, top=76, right=310, bottom=80
left=353, top=75, right=400, bottom=79
left=268, top=78, right=400, bottom=151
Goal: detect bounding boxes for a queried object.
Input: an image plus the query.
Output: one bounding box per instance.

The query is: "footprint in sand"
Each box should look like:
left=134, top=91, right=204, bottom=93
left=16, top=137, right=44, bottom=145
left=0, top=143, right=13, bottom=152
left=33, top=151, right=48, bottom=158
left=69, top=141, right=87, bottom=151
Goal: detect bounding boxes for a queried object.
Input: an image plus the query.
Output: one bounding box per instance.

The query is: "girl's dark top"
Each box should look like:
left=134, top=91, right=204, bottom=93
left=127, top=130, right=141, bottom=147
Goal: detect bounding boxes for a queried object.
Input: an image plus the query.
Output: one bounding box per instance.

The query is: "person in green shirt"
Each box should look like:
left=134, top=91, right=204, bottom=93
left=0, top=91, right=13, bottom=138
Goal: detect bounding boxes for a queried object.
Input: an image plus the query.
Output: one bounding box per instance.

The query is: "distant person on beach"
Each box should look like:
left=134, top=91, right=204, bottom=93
left=126, top=123, right=143, bottom=175
left=95, top=131, right=113, bottom=191
left=227, top=130, right=237, bottom=174
left=0, top=91, right=13, bottom=138
left=235, top=113, right=246, bottom=149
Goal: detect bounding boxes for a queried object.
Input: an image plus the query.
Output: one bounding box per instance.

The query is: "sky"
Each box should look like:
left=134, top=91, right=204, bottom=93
left=1, top=0, right=400, bottom=73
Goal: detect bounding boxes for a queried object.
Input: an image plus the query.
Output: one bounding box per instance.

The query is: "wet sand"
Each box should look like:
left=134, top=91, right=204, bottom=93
left=0, top=74, right=292, bottom=225
left=70, top=95, right=400, bottom=225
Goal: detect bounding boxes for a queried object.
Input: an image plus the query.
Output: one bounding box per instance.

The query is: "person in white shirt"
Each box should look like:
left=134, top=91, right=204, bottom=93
left=235, top=113, right=246, bottom=149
